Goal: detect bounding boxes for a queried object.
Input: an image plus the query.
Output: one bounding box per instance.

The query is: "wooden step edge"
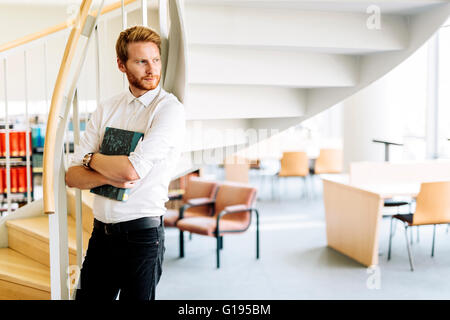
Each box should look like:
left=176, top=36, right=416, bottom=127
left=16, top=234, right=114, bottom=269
left=6, top=217, right=49, bottom=244
left=0, top=248, right=50, bottom=293
left=6, top=217, right=91, bottom=256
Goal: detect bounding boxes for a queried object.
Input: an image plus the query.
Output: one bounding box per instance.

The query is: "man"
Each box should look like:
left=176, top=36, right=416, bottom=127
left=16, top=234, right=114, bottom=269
left=66, top=26, right=185, bottom=300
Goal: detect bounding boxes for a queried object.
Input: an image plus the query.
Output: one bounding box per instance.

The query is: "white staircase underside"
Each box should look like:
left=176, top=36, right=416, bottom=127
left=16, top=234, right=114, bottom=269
left=188, top=45, right=359, bottom=87
left=186, top=85, right=307, bottom=120
left=185, top=5, right=409, bottom=54
left=178, top=0, right=450, bottom=160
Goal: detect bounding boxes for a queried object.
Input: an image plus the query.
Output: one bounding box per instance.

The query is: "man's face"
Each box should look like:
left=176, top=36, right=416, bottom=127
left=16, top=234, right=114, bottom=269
left=117, top=41, right=162, bottom=96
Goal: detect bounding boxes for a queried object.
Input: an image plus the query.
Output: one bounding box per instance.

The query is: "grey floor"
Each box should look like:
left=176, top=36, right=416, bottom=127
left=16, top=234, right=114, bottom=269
left=157, top=174, right=450, bottom=300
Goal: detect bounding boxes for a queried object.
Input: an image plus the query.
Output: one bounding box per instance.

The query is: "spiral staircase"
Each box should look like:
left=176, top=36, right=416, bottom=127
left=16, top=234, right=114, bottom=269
left=0, top=0, right=448, bottom=299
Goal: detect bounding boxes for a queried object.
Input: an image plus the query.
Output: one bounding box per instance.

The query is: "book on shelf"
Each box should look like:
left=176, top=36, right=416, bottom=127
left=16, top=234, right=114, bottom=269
left=0, top=168, right=4, bottom=194
left=0, top=131, right=32, bottom=158
left=0, top=132, right=5, bottom=157
left=10, top=132, right=19, bottom=157
left=90, top=127, right=144, bottom=202
left=10, top=167, right=18, bottom=193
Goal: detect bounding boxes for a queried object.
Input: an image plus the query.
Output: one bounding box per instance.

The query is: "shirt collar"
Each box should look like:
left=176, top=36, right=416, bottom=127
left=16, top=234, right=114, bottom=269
left=126, top=85, right=161, bottom=107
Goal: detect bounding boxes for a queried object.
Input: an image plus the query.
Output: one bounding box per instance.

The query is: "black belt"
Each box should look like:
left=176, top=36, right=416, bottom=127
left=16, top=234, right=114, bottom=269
left=94, top=216, right=162, bottom=235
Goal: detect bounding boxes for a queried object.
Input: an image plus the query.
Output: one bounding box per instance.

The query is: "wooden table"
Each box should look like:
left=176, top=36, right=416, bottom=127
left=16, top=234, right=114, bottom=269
left=322, top=175, right=419, bottom=267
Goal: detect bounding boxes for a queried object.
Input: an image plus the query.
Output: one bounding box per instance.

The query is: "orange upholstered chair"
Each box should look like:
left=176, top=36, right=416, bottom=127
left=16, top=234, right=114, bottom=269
left=164, top=177, right=218, bottom=228
left=387, top=181, right=450, bottom=271
left=176, top=182, right=259, bottom=268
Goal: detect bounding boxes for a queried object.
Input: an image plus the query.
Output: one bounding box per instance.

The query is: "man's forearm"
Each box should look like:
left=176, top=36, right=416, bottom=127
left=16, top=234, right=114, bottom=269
left=65, top=165, right=110, bottom=190
left=90, top=153, right=140, bottom=182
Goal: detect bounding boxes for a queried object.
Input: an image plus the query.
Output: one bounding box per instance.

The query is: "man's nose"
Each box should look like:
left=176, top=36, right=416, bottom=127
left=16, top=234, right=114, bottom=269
left=145, top=63, right=153, bottom=74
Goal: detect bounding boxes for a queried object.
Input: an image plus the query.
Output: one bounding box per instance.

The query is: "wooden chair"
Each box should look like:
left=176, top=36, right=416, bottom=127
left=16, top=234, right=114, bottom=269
left=176, top=182, right=259, bottom=268
left=164, top=177, right=218, bottom=228
left=278, top=151, right=309, bottom=198
left=313, top=148, right=343, bottom=174
left=387, top=181, right=450, bottom=271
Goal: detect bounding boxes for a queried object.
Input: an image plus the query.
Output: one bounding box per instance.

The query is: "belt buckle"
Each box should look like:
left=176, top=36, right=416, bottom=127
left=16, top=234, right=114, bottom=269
left=104, top=224, right=111, bottom=235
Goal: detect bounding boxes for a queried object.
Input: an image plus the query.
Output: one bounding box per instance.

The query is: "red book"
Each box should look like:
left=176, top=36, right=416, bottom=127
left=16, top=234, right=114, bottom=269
left=9, top=132, right=19, bottom=157
left=28, top=131, right=32, bottom=155
left=10, top=167, right=18, bottom=193
left=18, top=166, right=26, bottom=193
left=0, top=132, right=5, bottom=157
left=18, top=132, right=26, bottom=157
left=1, top=168, right=5, bottom=193
left=0, top=167, right=4, bottom=194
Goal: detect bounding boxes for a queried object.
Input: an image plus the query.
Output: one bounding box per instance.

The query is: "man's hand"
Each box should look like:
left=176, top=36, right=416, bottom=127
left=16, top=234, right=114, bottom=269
left=90, top=153, right=140, bottom=182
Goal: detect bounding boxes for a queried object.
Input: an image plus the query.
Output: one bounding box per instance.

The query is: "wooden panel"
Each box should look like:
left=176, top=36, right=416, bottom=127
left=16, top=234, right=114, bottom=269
left=6, top=216, right=90, bottom=267
left=8, top=228, right=50, bottom=267
left=323, top=179, right=383, bottom=267
left=0, top=279, right=50, bottom=300
left=0, top=248, right=50, bottom=293
left=67, top=189, right=94, bottom=234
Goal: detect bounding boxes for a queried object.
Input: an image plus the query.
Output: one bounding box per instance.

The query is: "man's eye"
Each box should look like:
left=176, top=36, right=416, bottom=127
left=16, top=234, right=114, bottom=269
left=153, top=58, right=160, bottom=63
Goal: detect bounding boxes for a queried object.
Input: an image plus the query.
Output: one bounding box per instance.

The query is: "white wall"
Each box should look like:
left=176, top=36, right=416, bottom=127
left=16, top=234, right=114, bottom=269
left=0, top=5, right=160, bottom=120
left=342, top=41, right=428, bottom=171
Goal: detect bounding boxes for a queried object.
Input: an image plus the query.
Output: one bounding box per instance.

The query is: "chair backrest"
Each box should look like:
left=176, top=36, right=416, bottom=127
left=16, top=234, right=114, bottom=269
left=183, top=177, right=219, bottom=215
left=413, top=181, right=450, bottom=225
left=224, top=155, right=250, bottom=183
left=278, top=151, right=309, bottom=177
left=214, top=182, right=257, bottom=225
left=314, top=148, right=343, bottom=174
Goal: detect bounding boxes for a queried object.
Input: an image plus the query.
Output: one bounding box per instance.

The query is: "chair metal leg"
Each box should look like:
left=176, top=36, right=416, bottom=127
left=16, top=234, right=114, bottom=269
left=219, top=236, right=223, bottom=250
left=392, top=218, right=397, bottom=237
left=179, top=230, right=185, bottom=258
left=431, top=224, right=436, bottom=257
left=255, top=209, right=260, bottom=260
left=404, top=225, right=415, bottom=271
left=388, top=216, right=394, bottom=261
left=216, top=236, right=221, bottom=269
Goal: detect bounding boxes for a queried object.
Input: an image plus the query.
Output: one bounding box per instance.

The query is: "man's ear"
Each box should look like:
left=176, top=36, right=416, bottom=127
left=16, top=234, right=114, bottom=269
left=117, top=58, right=126, bottom=73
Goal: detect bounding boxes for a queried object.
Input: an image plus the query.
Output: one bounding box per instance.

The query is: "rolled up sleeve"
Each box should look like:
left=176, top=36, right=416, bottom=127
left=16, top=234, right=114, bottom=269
left=128, top=101, right=185, bottom=179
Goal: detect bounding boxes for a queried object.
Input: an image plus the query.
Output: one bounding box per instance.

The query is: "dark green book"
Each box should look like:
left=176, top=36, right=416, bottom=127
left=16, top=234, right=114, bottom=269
left=90, top=127, right=144, bottom=201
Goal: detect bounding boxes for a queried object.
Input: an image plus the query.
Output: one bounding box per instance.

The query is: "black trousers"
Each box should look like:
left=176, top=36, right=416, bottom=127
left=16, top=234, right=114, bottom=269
left=75, top=219, right=165, bottom=301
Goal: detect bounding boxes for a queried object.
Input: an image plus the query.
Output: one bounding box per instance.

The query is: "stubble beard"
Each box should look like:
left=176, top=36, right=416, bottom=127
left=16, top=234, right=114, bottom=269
left=125, top=68, right=161, bottom=92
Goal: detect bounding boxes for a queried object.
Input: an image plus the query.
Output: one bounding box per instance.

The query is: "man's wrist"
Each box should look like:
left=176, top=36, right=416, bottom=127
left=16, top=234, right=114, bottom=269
left=82, top=152, right=95, bottom=169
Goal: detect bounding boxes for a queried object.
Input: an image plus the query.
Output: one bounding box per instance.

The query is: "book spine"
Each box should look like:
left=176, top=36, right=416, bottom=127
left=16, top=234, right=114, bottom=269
left=0, top=167, right=3, bottom=195
left=19, top=132, right=26, bottom=157
left=10, top=167, right=18, bottom=193
left=0, top=132, right=5, bottom=157
left=18, top=166, right=26, bottom=193
left=10, top=131, right=19, bottom=157
left=1, top=168, right=5, bottom=193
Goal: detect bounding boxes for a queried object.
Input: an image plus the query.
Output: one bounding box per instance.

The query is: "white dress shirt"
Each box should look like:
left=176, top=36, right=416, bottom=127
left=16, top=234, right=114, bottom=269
left=70, top=85, right=185, bottom=224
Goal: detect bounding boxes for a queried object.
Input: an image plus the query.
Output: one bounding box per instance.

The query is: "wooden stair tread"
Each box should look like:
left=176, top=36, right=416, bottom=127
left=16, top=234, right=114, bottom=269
left=0, top=248, right=50, bottom=292
left=6, top=215, right=91, bottom=255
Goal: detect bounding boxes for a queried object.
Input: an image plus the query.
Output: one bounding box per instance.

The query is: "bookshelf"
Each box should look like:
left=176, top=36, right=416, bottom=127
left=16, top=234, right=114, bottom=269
left=0, top=129, right=36, bottom=211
